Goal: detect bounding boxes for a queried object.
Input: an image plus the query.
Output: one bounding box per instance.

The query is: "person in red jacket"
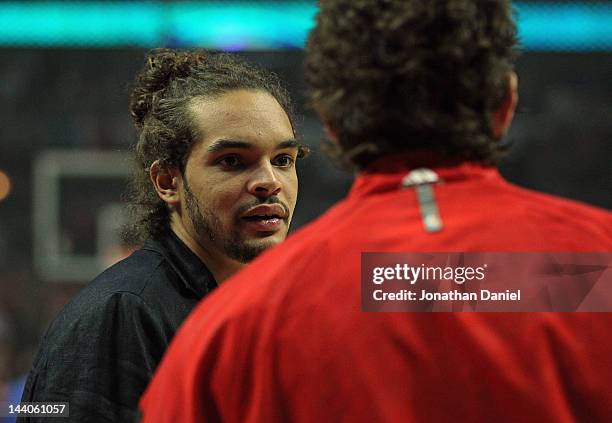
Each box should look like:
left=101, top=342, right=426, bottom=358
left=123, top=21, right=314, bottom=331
left=139, top=1, right=612, bottom=422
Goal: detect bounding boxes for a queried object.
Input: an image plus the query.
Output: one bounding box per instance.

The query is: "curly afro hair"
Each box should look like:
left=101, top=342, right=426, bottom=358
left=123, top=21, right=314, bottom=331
left=305, top=0, right=518, bottom=168
left=124, top=49, right=297, bottom=244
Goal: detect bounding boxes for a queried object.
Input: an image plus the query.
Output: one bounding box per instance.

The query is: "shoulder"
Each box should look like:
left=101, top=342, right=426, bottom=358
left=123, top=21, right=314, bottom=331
left=36, top=249, right=173, bottom=355
left=481, top=178, right=612, bottom=245
left=40, top=290, right=156, bottom=357
left=87, top=247, right=166, bottom=296
left=494, top=177, right=610, bottom=218
left=68, top=243, right=195, bottom=314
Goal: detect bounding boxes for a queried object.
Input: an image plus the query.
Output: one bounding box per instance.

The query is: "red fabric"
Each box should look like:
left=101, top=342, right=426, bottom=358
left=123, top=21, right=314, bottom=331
left=140, top=158, right=612, bottom=423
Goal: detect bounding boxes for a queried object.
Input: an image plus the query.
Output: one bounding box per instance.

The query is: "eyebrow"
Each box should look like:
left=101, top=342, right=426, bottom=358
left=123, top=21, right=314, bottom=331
left=207, top=138, right=299, bottom=153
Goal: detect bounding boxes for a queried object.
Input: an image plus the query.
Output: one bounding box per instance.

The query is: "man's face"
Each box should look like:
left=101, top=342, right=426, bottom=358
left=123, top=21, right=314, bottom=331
left=179, top=89, right=298, bottom=263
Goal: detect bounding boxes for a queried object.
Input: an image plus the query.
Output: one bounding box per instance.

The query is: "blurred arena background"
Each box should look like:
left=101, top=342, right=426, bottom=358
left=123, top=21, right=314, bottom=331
left=0, top=0, right=611, bottom=411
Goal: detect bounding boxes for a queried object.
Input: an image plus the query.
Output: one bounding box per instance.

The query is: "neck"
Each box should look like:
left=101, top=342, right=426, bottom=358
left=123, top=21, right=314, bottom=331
left=169, top=217, right=244, bottom=284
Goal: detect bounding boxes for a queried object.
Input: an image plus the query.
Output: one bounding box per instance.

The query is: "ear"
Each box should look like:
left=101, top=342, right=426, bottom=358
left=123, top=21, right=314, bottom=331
left=149, top=160, right=181, bottom=206
left=491, top=71, right=518, bottom=139
left=313, top=101, right=339, bottom=144
left=323, top=122, right=339, bottom=144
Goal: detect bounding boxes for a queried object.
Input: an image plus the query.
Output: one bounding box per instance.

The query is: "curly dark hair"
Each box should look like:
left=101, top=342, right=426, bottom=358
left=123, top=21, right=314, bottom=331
left=305, top=0, right=518, bottom=168
left=124, top=49, right=300, bottom=244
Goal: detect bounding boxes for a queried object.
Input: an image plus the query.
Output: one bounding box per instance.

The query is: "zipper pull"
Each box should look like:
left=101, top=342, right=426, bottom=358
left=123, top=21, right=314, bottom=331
left=402, top=168, right=443, bottom=233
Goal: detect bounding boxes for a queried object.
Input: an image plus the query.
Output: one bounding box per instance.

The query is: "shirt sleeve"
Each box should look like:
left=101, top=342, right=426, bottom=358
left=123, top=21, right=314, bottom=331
left=18, top=292, right=166, bottom=423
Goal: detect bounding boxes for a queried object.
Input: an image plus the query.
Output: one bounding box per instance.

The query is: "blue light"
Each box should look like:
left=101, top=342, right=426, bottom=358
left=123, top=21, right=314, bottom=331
left=169, top=2, right=315, bottom=49
left=0, top=1, right=611, bottom=51
left=0, top=2, right=163, bottom=46
left=517, top=3, right=612, bottom=51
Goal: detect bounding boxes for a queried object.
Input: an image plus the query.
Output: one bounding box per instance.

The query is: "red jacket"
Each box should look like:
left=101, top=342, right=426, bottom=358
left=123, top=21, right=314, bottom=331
left=140, top=157, right=612, bottom=422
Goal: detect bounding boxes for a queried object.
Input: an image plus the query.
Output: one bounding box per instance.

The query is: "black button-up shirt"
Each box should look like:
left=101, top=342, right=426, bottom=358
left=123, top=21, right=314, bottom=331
left=19, top=231, right=217, bottom=422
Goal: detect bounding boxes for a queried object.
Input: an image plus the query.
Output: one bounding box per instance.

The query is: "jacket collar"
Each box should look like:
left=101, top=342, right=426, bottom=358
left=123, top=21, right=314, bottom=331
left=349, top=152, right=499, bottom=199
left=143, top=230, right=217, bottom=299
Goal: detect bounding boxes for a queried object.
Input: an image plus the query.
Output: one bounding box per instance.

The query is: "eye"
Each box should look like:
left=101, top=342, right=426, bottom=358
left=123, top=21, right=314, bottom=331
left=217, top=155, right=243, bottom=169
left=273, top=154, right=295, bottom=168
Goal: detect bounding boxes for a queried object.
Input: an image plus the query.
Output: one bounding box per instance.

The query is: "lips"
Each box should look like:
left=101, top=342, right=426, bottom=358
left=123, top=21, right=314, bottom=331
left=240, top=204, right=287, bottom=233
left=241, top=204, right=287, bottom=221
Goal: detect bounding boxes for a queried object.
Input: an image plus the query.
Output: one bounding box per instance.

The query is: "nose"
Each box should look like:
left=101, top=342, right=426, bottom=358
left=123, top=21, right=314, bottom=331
left=247, top=162, right=282, bottom=198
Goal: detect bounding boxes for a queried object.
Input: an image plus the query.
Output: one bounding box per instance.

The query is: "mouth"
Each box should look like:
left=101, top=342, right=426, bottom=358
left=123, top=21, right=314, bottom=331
left=242, top=215, right=282, bottom=222
left=241, top=204, right=287, bottom=220
left=240, top=204, right=288, bottom=233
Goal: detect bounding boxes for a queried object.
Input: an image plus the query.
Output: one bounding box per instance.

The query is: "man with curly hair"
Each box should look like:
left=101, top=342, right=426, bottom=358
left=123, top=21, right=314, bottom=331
left=140, top=1, right=612, bottom=421
left=19, top=49, right=306, bottom=422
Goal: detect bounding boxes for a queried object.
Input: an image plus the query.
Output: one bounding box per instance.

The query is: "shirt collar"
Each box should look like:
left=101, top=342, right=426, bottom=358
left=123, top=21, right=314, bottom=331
left=349, top=152, right=500, bottom=199
left=143, top=230, right=217, bottom=299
